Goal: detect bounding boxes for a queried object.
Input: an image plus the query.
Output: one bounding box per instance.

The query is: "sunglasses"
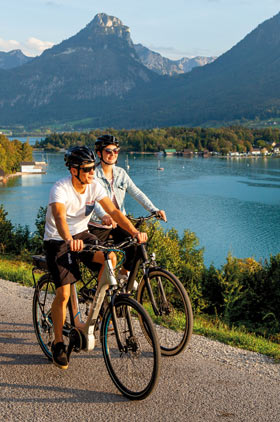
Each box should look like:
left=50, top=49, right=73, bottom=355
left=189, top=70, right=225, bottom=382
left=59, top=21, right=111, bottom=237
left=80, top=164, right=95, bottom=173
left=104, top=148, right=120, bottom=155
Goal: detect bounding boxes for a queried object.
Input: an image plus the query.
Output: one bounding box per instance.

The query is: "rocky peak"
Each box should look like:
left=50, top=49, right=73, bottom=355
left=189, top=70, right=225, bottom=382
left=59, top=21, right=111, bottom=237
left=86, top=13, right=132, bottom=44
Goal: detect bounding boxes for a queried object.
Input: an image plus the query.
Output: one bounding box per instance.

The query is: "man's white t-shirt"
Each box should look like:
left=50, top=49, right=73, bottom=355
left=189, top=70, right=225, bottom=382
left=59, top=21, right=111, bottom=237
left=44, top=176, right=107, bottom=241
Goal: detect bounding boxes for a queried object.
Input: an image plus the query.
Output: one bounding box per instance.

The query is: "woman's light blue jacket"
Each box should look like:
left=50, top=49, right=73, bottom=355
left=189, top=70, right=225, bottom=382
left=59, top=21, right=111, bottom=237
left=91, top=165, right=159, bottom=223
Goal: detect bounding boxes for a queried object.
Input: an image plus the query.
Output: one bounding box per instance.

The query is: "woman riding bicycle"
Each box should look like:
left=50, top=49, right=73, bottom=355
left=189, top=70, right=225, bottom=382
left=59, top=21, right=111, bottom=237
left=89, top=134, right=166, bottom=280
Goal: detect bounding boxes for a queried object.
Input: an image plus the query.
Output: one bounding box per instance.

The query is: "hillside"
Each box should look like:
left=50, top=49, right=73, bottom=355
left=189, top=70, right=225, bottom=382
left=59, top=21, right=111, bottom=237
left=0, top=13, right=159, bottom=127
left=137, top=11, right=280, bottom=126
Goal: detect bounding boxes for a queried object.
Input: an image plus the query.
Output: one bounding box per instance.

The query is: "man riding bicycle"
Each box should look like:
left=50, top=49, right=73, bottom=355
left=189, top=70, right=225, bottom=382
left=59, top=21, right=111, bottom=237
left=43, top=145, right=147, bottom=370
left=89, top=134, right=166, bottom=282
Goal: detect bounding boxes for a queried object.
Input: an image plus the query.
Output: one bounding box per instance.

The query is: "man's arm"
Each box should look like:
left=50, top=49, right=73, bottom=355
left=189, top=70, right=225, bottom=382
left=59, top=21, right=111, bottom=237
left=51, top=203, right=83, bottom=251
left=98, top=197, right=147, bottom=243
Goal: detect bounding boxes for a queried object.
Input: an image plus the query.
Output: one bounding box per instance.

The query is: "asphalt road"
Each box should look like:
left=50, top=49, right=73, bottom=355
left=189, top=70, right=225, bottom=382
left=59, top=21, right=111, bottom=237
left=0, top=280, right=279, bottom=422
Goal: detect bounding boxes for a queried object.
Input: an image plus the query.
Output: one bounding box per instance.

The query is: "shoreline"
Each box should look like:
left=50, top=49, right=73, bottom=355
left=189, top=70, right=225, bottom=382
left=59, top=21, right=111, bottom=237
left=0, top=171, right=46, bottom=183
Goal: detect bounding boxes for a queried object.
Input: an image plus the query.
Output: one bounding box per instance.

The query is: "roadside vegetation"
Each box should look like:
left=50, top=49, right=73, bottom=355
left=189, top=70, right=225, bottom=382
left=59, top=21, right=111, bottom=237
left=0, top=204, right=279, bottom=360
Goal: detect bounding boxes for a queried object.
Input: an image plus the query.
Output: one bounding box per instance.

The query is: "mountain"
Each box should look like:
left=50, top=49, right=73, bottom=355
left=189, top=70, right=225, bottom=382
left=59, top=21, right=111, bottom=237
left=134, top=43, right=216, bottom=75
left=117, top=11, right=280, bottom=127
left=0, top=13, right=159, bottom=126
left=151, top=11, right=280, bottom=126
left=0, top=50, right=33, bottom=69
left=1, top=12, right=280, bottom=129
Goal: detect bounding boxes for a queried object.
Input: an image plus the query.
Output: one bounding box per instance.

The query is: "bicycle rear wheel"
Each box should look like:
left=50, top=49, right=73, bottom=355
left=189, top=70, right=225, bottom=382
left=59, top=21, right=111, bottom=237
left=137, top=268, right=193, bottom=356
left=32, top=274, right=71, bottom=360
left=101, top=296, right=160, bottom=400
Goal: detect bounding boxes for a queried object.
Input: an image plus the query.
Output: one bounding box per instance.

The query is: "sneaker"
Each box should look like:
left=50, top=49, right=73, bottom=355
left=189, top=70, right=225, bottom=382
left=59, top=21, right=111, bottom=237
left=51, top=341, right=68, bottom=370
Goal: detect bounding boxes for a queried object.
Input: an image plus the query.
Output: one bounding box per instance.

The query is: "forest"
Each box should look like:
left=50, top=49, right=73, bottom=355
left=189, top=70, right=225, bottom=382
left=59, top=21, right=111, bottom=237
left=35, top=126, right=280, bottom=154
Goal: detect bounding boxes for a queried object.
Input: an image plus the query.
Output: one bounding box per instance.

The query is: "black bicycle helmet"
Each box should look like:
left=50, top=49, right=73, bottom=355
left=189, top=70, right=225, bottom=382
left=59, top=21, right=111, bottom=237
left=64, top=145, right=95, bottom=169
left=95, top=135, right=119, bottom=152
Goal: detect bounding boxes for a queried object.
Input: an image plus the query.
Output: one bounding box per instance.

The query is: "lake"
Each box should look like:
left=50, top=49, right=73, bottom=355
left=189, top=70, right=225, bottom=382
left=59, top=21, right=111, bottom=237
left=1, top=144, right=280, bottom=268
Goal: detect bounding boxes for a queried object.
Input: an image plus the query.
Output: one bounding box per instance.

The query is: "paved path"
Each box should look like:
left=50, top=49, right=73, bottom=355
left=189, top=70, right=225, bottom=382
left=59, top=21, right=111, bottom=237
left=0, top=279, right=279, bottom=422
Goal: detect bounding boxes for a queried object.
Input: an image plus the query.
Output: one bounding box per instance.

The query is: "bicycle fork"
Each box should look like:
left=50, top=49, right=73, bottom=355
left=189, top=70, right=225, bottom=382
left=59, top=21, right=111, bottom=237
left=143, top=270, right=168, bottom=316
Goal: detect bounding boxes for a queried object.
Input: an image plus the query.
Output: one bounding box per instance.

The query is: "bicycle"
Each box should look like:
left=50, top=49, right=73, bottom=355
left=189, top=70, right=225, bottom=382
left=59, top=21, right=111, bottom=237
left=125, top=212, right=193, bottom=357
left=32, top=238, right=161, bottom=400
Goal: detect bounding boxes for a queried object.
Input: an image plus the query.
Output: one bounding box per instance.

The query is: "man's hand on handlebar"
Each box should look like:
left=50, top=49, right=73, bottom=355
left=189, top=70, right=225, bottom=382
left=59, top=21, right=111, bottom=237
left=135, top=232, right=148, bottom=244
left=66, top=238, right=84, bottom=252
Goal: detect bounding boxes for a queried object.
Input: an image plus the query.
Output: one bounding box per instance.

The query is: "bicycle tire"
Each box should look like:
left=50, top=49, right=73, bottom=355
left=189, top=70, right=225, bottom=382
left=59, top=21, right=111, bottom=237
left=101, top=295, right=160, bottom=400
left=137, top=268, right=193, bottom=356
left=32, top=274, right=72, bottom=360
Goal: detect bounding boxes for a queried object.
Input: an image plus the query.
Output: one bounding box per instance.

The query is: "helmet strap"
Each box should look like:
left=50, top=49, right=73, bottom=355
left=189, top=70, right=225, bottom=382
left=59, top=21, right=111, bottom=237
left=72, top=166, right=86, bottom=185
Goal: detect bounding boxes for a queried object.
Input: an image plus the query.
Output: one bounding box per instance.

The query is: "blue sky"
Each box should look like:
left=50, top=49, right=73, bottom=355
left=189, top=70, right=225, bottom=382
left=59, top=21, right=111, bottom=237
left=1, top=0, right=280, bottom=59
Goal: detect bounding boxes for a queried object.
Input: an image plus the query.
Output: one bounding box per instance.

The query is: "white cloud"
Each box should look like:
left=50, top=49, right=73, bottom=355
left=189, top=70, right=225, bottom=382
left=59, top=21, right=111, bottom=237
left=0, top=38, right=21, bottom=51
left=24, top=37, right=54, bottom=55
left=0, top=37, right=54, bottom=57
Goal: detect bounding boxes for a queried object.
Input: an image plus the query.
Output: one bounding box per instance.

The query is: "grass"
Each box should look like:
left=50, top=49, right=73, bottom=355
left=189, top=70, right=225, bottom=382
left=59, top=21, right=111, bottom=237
left=194, top=315, right=280, bottom=361
left=0, top=255, right=35, bottom=287
left=141, top=299, right=280, bottom=361
left=1, top=255, right=279, bottom=361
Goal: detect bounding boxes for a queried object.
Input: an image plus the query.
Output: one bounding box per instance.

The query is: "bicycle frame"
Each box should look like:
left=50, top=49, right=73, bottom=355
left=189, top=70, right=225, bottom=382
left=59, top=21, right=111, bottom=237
left=33, top=250, right=136, bottom=355
left=32, top=252, right=115, bottom=351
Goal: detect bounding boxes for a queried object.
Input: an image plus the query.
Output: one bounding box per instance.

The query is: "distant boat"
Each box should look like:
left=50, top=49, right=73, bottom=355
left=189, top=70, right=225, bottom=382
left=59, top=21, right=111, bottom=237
left=125, top=155, right=130, bottom=170
left=157, top=160, right=164, bottom=171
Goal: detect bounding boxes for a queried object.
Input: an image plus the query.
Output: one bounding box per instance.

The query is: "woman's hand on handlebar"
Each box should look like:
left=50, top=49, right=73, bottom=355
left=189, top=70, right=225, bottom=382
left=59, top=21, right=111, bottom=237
left=156, top=210, right=167, bottom=222
left=102, top=214, right=118, bottom=228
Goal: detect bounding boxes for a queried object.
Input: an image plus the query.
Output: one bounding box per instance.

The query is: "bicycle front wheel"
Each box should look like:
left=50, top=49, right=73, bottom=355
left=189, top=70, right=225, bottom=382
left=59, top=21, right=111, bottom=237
left=101, top=296, right=160, bottom=400
left=137, top=268, right=193, bottom=356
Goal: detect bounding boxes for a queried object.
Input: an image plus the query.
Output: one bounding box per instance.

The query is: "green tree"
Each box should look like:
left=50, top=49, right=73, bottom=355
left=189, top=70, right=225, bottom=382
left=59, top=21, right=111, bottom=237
left=0, top=204, right=14, bottom=253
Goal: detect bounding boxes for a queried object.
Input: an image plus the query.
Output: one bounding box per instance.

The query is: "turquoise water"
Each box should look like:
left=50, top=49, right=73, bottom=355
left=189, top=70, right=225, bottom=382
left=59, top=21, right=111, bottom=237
left=1, top=148, right=280, bottom=268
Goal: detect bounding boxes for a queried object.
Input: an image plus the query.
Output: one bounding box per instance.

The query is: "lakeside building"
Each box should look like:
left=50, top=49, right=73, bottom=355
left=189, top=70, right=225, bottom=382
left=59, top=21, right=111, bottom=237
left=273, top=143, right=280, bottom=154
left=164, top=149, right=177, bottom=156
left=20, top=161, right=47, bottom=174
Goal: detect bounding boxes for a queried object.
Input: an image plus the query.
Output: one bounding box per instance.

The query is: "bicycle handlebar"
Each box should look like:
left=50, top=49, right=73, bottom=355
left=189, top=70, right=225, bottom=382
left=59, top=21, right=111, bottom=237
left=82, top=236, right=139, bottom=253
left=128, top=211, right=166, bottom=227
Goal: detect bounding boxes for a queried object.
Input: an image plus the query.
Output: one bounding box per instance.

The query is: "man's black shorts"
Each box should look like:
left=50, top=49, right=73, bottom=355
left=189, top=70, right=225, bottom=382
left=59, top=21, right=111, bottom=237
left=44, top=231, right=101, bottom=289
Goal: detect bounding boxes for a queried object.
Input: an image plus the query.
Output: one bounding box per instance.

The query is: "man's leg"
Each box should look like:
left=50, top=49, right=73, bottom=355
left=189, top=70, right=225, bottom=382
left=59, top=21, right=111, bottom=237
left=51, top=283, right=70, bottom=370
left=51, top=284, right=71, bottom=344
